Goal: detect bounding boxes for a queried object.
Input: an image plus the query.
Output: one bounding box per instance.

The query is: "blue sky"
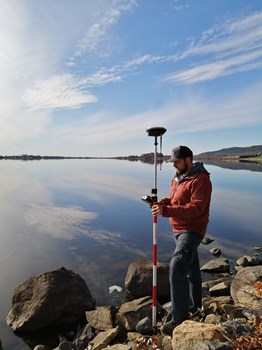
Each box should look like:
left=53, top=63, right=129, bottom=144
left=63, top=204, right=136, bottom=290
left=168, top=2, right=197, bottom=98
left=0, top=0, right=261, bottom=157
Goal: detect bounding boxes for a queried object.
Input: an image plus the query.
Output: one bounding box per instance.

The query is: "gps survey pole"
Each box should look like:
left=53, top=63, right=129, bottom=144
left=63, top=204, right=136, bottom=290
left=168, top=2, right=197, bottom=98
left=146, top=127, right=166, bottom=328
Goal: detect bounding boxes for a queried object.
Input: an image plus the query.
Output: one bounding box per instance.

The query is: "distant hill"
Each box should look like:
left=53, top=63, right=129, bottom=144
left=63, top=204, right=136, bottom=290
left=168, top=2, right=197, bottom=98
left=196, top=145, right=262, bottom=158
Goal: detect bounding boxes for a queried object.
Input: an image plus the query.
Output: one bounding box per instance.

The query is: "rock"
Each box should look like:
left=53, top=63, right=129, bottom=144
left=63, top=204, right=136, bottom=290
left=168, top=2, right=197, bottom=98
left=33, top=346, right=51, bottom=350
left=204, top=314, right=225, bottom=324
left=209, top=282, right=230, bottom=296
left=107, top=345, right=132, bottom=350
left=58, top=341, right=74, bottom=350
left=125, top=260, right=170, bottom=299
left=202, top=278, right=226, bottom=296
left=162, top=335, right=172, bottom=350
left=253, top=247, right=262, bottom=252
left=236, top=256, right=250, bottom=267
left=202, top=279, right=224, bottom=289
left=117, top=296, right=153, bottom=331
left=201, top=236, right=215, bottom=245
left=135, top=317, right=153, bottom=335
left=230, top=265, right=262, bottom=311
left=202, top=296, right=233, bottom=314
left=222, top=305, right=245, bottom=320
left=236, top=255, right=262, bottom=267
left=85, top=306, right=116, bottom=331
left=6, top=267, right=96, bottom=331
left=171, top=320, right=229, bottom=350
left=73, top=323, right=94, bottom=350
left=90, top=327, right=119, bottom=350
left=252, top=257, right=262, bottom=266
left=201, top=258, right=230, bottom=273
left=0, top=338, right=2, bottom=350
left=209, top=248, right=222, bottom=257
left=222, top=319, right=254, bottom=337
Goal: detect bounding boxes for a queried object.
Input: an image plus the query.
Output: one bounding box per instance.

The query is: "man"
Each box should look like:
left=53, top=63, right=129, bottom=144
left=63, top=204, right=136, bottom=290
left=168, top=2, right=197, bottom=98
left=151, top=145, right=212, bottom=335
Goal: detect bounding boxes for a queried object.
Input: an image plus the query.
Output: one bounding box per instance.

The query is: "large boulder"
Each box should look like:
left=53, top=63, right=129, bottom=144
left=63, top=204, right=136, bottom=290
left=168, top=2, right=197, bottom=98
left=172, top=320, right=228, bottom=350
left=7, top=267, right=95, bottom=331
left=125, top=260, right=170, bottom=299
left=230, top=265, right=262, bottom=311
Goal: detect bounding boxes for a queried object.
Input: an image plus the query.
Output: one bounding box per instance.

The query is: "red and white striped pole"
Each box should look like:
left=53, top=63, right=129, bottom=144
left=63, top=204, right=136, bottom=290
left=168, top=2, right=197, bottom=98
left=146, top=127, right=166, bottom=328
left=152, top=209, right=158, bottom=327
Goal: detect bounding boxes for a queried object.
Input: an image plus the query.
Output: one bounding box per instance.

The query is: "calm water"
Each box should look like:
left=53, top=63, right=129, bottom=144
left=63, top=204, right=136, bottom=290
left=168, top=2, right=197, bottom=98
left=0, top=159, right=261, bottom=349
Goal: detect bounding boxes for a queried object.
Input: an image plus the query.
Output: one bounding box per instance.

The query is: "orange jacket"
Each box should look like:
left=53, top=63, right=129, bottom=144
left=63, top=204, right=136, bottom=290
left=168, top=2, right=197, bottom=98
left=160, top=162, right=212, bottom=236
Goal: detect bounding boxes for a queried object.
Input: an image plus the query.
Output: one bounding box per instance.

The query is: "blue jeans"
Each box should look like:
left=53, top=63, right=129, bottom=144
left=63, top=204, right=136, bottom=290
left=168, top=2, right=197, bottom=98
left=169, top=231, right=202, bottom=324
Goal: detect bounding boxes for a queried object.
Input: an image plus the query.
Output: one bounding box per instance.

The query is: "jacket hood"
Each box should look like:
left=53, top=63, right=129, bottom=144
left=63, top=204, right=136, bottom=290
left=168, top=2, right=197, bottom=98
left=188, top=162, right=210, bottom=178
left=175, top=162, right=210, bottom=181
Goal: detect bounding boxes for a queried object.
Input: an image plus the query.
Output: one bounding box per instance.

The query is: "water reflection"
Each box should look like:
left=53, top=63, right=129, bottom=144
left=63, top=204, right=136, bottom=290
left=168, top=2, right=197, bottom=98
left=0, top=159, right=261, bottom=350
left=202, top=159, right=262, bottom=172
left=25, top=205, right=98, bottom=239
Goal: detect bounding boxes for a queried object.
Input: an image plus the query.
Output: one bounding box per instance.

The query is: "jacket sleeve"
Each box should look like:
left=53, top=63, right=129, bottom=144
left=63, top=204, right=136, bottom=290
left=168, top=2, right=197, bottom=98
left=158, top=197, right=171, bottom=205
left=162, top=173, right=211, bottom=219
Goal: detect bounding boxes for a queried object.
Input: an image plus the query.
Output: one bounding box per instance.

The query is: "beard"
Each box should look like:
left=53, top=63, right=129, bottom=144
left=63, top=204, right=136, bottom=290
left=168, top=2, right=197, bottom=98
left=176, top=161, right=189, bottom=176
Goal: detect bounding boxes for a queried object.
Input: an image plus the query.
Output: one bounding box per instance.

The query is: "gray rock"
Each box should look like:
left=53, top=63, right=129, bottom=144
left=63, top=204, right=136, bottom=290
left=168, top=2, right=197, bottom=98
left=90, top=327, right=119, bottom=350
left=125, top=260, right=170, bottom=299
left=201, top=258, right=230, bottom=273
left=202, top=278, right=228, bottom=293
left=117, top=296, right=153, bottom=331
left=135, top=316, right=153, bottom=335
left=209, top=282, right=230, bottom=296
left=73, top=323, right=94, bottom=350
left=221, top=319, right=254, bottom=337
left=251, top=257, right=262, bottom=266
left=235, top=255, right=261, bottom=267
left=253, top=247, right=262, bottom=252
left=58, top=341, right=74, bottom=350
left=201, top=236, right=215, bottom=245
left=209, top=248, right=222, bottom=257
left=236, top=256, right=249, bottom=267
left=6, top=267, right=95, bottom=331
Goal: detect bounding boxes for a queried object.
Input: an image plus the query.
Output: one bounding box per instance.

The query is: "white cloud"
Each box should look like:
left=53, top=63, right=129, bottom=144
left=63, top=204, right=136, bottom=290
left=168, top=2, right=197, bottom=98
left=22, top=74, right=98, bottom=111
left=164, top=49, right=262, bottom=84
left=71, top=0, right=137, bottom=58
left=162, top=11, right=262, bottom=84
left=63, top=11, right=262, bottom=90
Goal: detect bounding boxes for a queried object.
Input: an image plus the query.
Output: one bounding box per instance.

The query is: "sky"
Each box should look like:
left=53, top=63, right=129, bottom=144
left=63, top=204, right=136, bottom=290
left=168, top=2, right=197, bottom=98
left=0, top=0, right=262, bottom=157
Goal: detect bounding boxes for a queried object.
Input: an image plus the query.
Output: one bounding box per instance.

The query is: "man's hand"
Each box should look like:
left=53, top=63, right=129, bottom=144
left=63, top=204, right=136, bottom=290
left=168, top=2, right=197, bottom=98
left=151, top=204, right=163, bottom=216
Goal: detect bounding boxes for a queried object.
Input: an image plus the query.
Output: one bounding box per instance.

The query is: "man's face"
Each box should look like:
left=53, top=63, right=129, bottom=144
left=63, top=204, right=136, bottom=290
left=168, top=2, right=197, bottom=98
left=173, top=158, right=189, bottom=175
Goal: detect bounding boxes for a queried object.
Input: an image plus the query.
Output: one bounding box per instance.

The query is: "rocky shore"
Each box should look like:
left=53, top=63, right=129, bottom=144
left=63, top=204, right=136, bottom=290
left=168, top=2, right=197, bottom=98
left=2, top=249, right=262, bottom=350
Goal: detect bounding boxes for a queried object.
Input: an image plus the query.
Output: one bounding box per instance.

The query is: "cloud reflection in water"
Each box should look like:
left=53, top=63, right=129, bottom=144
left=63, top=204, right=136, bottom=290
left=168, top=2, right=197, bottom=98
left=25, top=204, right=98, bottom=240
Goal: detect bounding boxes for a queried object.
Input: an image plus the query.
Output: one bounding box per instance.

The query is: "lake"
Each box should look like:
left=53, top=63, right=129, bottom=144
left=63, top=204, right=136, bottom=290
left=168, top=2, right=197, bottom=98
left=0, top=159, right=261, bottom=349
